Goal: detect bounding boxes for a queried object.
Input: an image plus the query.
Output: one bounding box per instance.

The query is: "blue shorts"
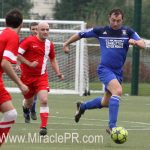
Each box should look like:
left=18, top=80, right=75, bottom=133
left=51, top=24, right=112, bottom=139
left=97, top=65, right=123, bottom=90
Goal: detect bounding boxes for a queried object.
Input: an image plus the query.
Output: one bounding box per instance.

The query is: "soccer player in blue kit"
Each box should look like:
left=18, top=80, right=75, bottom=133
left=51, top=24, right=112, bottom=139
left=63, top=9, right=146, bottom=133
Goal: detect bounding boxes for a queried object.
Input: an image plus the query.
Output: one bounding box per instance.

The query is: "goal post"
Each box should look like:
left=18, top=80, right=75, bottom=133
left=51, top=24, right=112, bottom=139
left=0, top=19, right=90, bottom=95
left=3, top=19, right=150, bottom=95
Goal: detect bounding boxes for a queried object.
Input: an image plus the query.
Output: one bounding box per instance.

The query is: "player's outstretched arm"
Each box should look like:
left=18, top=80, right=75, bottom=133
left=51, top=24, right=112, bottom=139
left=63, top=34, right=81, bottom=54
left=50, top=57, right=64, bottom=80
left=1, top=59, right=29, bottom=94
left=129, top=39, right=146, bottom=49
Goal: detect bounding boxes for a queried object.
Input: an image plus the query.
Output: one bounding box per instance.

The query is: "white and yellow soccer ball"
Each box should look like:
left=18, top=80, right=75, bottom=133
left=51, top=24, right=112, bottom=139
left=111, top=127, right=128, bottom=144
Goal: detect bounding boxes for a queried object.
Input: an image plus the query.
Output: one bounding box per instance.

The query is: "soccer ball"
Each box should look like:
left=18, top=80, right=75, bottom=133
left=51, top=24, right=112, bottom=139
left=111, top=127, right=128, bottom=144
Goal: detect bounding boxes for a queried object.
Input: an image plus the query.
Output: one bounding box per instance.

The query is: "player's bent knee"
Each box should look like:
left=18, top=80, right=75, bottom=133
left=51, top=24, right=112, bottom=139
left=115, top=89, right=122, bottom=96
left=101, top=100, right=109, bottom=107
left=3, top=109, right=17, bottom=121
left=40, top=98, right=48, bottom=105
left=9, top=109, right=17, bottom=121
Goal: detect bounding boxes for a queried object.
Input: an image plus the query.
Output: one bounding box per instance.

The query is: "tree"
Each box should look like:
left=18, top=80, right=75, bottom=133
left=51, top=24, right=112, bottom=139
left=54, top=0, right=92, bottom=20
left=54, top=0, right=74, bottom=20
left=141, top=1, right=150, bottom=38
left=54, top=0, right=133, bottom=26
left=54, top=0, right=149, bottom=38
left=81, top=0, right=134, bottom=27
left=0, top=0, right=33, bottom=18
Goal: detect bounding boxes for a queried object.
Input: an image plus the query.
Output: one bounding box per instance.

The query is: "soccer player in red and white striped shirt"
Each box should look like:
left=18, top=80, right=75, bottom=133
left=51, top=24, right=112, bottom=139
left=0, top=9, right=29, bottom=146
left=17, top=22, right=38, bottom=122
left=18, top=22, right=64, bottom=136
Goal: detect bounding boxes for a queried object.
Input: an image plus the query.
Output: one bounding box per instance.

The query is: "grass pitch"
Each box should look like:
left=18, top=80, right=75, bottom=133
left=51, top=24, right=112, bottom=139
left=1, top=93, right=150, bottom=150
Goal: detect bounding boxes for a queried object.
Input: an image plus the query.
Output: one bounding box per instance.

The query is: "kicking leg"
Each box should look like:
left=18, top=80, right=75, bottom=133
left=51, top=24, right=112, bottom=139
left=75, top=91, right=111, bottom=123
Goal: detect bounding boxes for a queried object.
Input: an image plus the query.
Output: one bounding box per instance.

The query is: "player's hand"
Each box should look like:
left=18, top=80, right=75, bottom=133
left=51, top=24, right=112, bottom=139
left=19, top=84, right=29, bottom=95
left=29, top=61, right=39, bottom=68
left=129, top=39, right=137, bottom=46
left=57, top=74, right=64, bottom=80
left=63, top=43, right=70, bottom=54
left=15, top=64, right=21, bottom=72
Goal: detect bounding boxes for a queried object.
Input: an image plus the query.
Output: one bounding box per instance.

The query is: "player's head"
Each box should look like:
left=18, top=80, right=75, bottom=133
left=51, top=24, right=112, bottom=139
left=108, top=8, right=124, bottom=30
left=30, top=22, right=38, bottom=36
left=37, top=22, right=49, bottom=41
left=5, top=8, right=23, bottom=29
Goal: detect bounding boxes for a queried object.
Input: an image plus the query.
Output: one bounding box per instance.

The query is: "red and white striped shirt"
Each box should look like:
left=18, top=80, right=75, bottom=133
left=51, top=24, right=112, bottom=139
left=0, top=28, right=19, bottom=77
left=18, top=36, right=55, bottom=76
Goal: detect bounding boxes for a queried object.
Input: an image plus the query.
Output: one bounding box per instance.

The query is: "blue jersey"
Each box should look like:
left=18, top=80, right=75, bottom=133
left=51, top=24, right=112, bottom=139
left=78, top=26, right=141, bottom=71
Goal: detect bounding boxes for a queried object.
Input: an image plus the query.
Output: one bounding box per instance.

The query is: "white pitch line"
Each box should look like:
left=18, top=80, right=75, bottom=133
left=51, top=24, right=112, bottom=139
left=15, top=121, right=150, bottom=130
left=145, top=104, right=150, bottom=105
left=130, top=125, right=150, bottom=128
left=127, top=128, right=150, bottom=131
left=122, top=121, right=150, bottom=126
left=12, top=127, right=150, bottom=131
left=17, top=114, right=108, bottom=122
left=17, top=115, right=150, bottom=126
left=13, top=128, right=105, bottom=131
left=16, top=121, right=106, bottom=127
left=51, top=115, right=109, bottom=122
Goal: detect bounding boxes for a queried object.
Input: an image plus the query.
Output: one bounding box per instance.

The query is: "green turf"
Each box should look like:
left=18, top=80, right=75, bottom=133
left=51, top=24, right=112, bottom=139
left=2, top=94, right=150, bottom=150
left=90, top=82, right=150, bottom=96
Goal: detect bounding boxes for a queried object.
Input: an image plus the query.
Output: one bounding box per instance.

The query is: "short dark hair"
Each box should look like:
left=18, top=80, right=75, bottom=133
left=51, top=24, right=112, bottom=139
left=30, top=22, right=38, bottom=29
left=109, top=8, right=124, bottom=19
left=5, top=8, right=23, bottom=28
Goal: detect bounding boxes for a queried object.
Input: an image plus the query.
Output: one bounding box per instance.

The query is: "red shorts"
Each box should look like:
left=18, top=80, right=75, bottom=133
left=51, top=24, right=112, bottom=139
left=0, top=82, right=11, bottom=105
left=21, top=74, right=50, bottom=99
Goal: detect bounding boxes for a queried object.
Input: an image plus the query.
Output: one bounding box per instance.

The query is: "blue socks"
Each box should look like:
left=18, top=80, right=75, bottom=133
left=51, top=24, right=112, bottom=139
left=109, top=95, right=120, bottom=129
left=80, top=97, right=103, bottom=110
left=79, top=95, right=120, bottom=129
left=31, top=96, right=37, bottom=112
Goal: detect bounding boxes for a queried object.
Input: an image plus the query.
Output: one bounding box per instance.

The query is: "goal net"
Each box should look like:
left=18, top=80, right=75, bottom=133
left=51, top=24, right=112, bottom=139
left=0, top=19, right=90, bottom=96
left=1, top=19, right=149, bottom=95
left=86, top=39, right=150, bottom=94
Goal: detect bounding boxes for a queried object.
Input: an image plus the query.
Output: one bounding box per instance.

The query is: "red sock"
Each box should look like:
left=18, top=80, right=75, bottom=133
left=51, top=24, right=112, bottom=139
left=0, top=109, right=17, bottom=146
left=0, top=127, right=11, bottom=145
left=40, top=107, right=49, bottom=128
left=40, top=112, right=49, bottom=128
left=0, top=120, right=14, bottom=145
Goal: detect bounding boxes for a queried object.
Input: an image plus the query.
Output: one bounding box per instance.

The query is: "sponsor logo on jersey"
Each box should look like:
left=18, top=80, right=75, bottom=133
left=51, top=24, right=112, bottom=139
left=33, top=45, right=38, bottom=48
left=106, top=39, right=124, bottom=48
